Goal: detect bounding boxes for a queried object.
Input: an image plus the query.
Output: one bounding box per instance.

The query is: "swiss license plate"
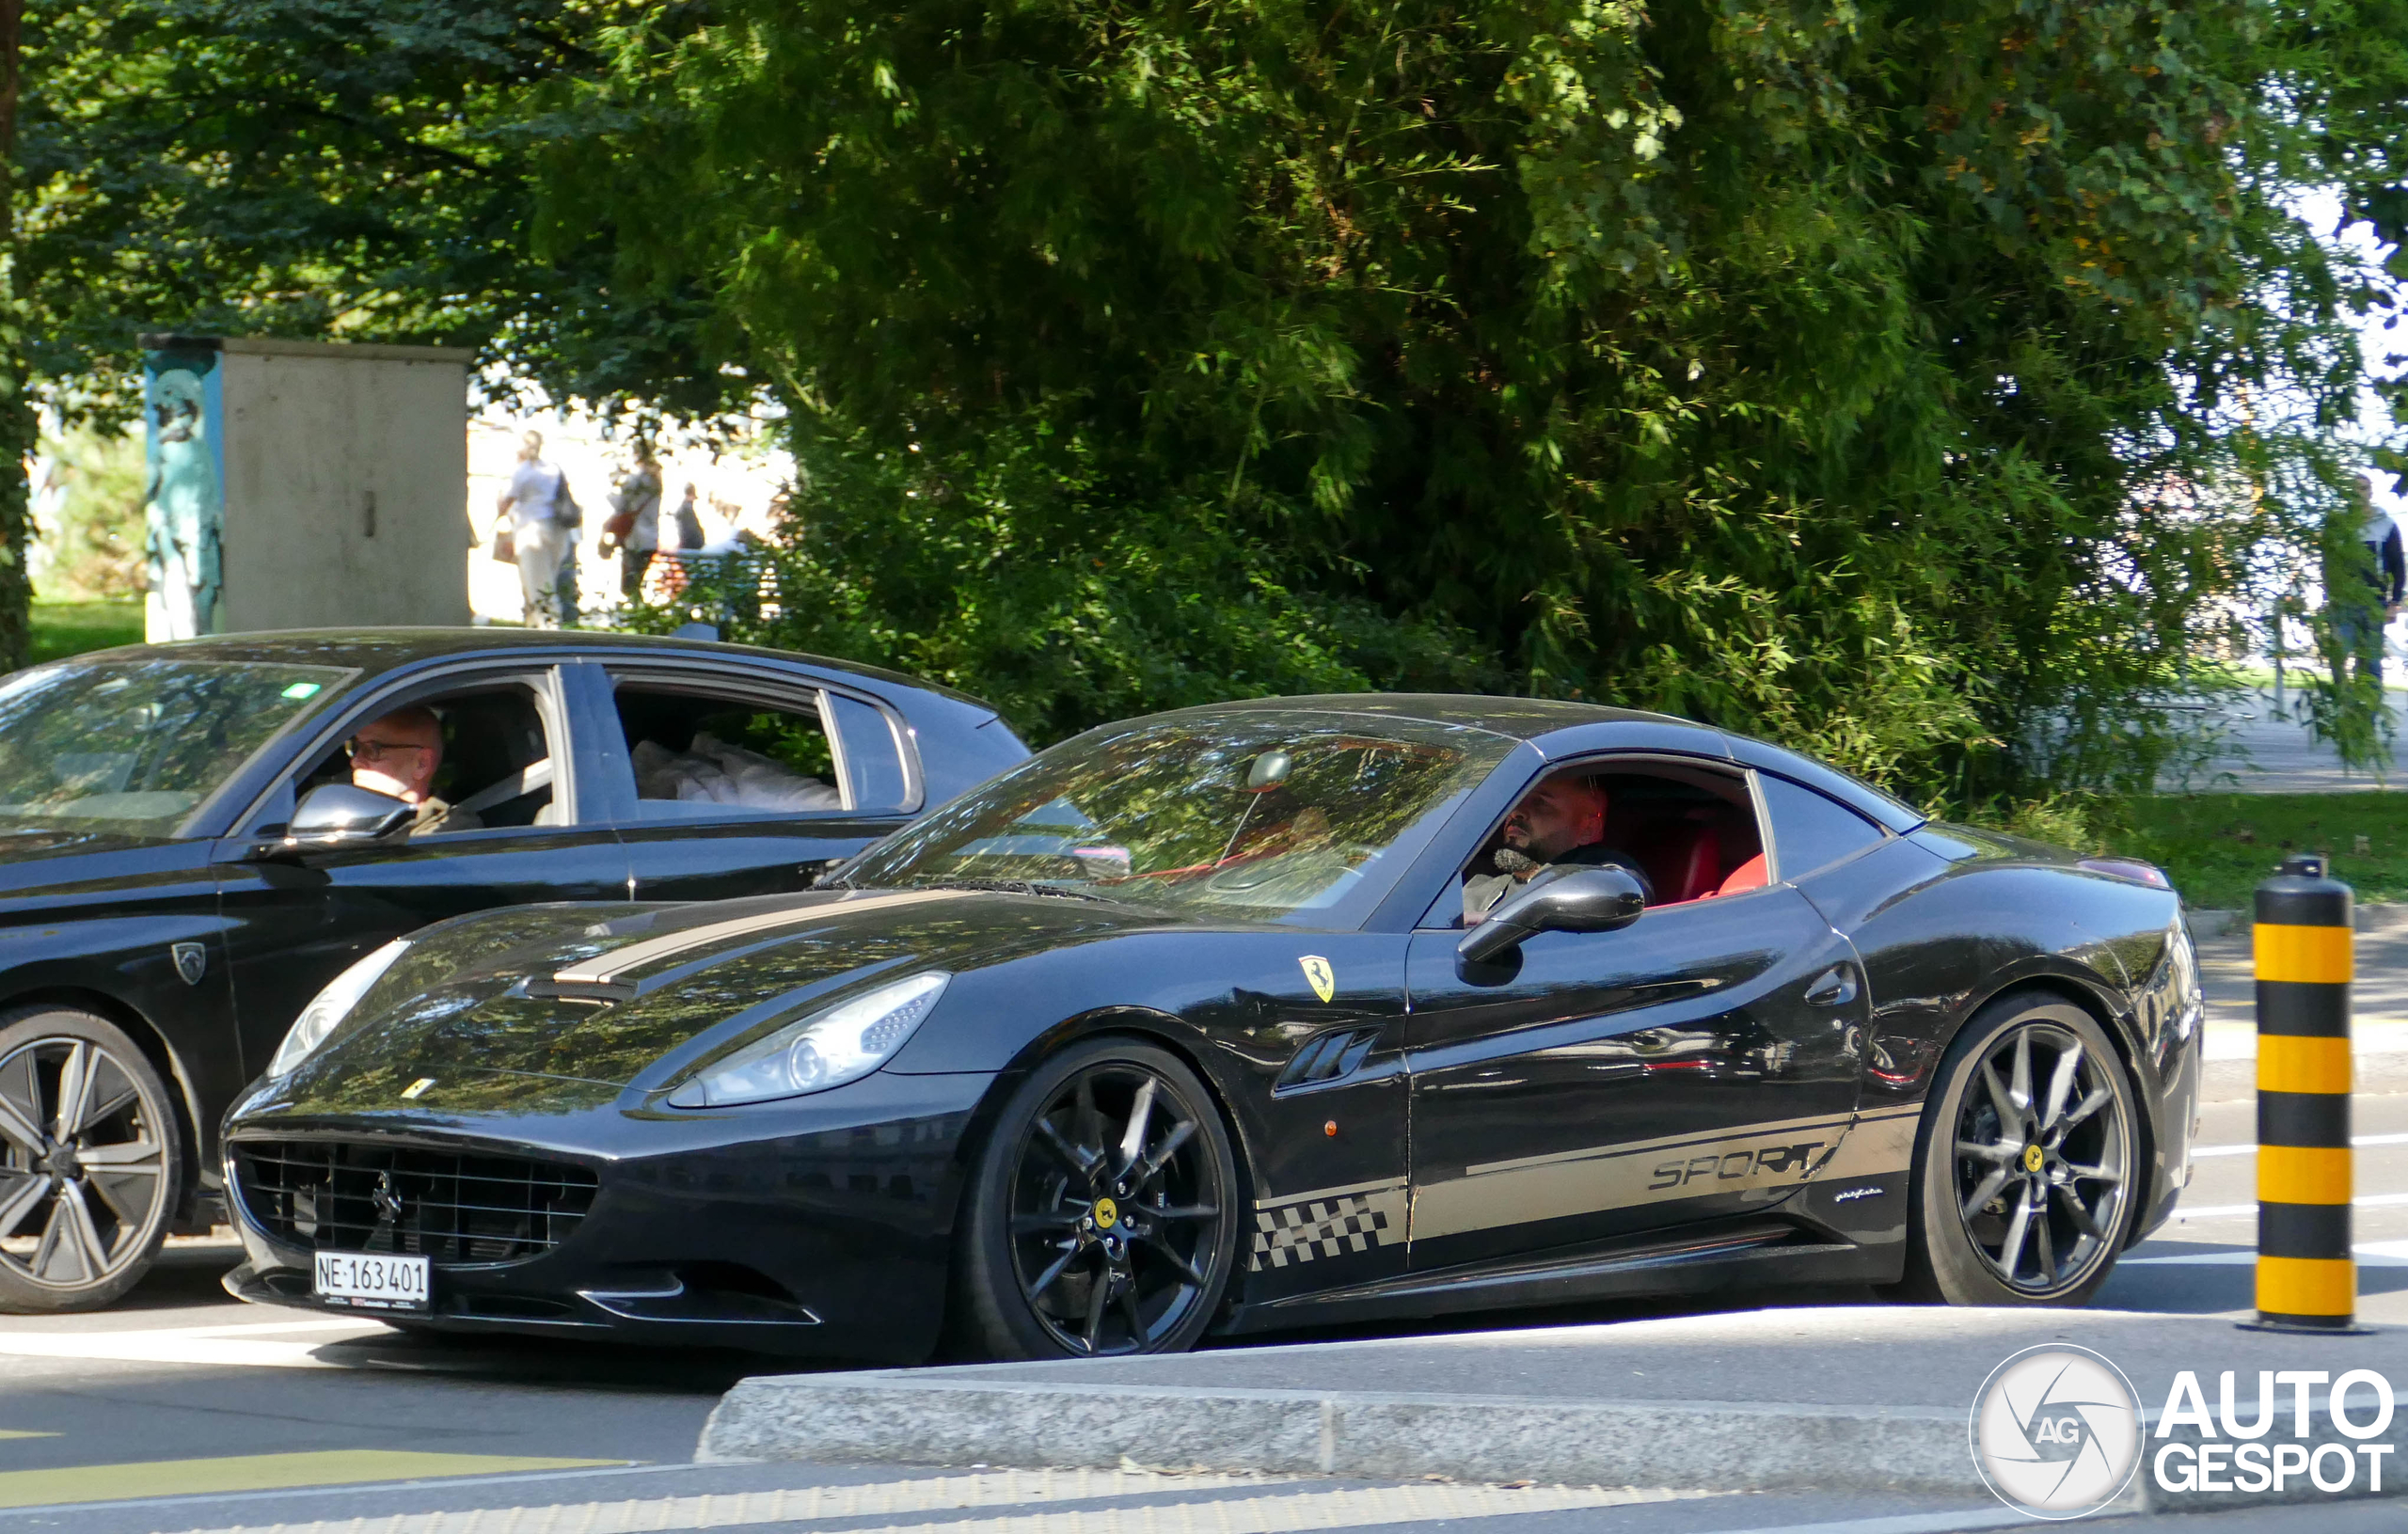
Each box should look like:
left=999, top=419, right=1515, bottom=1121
left=312, top=1251, right=430, bottom=1313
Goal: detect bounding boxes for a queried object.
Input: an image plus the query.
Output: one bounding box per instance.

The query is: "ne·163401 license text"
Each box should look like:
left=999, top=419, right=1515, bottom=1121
left=312, top=1251, right=430, bottom=1313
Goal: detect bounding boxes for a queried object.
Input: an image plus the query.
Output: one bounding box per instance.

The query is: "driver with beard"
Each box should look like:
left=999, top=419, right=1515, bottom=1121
left=1464, top=774, right=1654, bottom=923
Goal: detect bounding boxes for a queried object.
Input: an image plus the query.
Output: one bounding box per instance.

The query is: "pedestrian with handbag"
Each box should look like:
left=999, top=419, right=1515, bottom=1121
left=600, top=450, right=663, bottom=604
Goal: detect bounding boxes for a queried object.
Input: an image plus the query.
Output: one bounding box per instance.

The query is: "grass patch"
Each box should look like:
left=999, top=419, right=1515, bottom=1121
left=29, top=600, right=142, bottom=667
left=2113, top=792, right=2408, bottom=909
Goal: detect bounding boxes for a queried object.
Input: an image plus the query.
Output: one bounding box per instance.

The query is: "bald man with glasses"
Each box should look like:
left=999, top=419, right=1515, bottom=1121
left=350, top=706, right=482, bottom=836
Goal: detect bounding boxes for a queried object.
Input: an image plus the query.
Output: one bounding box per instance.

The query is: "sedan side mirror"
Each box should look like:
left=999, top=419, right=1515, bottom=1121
left=287, top=783, right=416, bottom=846
left=1458, top=864, right=1647, bottom=964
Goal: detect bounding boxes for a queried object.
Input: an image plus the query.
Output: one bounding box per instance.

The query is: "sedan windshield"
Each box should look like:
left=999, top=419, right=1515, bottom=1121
left=0, top=658, right=353, bottom=833
left=845, top=712, right=1516, bottom=924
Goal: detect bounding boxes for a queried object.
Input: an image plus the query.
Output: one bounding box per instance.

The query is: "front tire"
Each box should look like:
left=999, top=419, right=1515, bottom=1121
left=0, top=1008, right=183, bottom=1313
left=950, top=1036, right=1240, bottom=1360
left=1896, top=995, right=2138, bottom=1307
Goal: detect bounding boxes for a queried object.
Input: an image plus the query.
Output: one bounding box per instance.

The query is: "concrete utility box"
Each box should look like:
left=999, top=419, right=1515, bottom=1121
left=137, top=335, right=474, bottom=639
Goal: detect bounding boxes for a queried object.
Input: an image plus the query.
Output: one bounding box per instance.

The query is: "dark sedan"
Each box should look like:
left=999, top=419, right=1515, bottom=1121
left=0, top=629, right=1026, bottom=1311
left=221, top=696, right=2201, bottom=1361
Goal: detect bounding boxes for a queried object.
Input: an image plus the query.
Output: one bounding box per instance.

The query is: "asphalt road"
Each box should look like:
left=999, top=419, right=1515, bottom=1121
left=2, top=1093, right=2402, bottom=1534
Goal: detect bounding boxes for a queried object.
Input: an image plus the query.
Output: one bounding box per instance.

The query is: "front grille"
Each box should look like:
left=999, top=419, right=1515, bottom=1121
left=232, top=1140, right=597, bottom=1267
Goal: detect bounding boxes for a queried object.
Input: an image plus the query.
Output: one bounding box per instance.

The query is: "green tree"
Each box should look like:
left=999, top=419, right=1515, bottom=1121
left=559, top=0, right=2407, bottom=801
left=0, top=0, right=753, bottom=666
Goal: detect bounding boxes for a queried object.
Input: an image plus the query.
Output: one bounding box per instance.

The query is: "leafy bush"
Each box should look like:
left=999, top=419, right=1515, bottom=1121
left=569, top=0, right=2401, bottom=790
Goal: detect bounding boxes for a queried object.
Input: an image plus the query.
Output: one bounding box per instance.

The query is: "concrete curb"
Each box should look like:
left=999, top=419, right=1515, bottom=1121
left=697, top=1371, right=2408, bottom=1514
left=698, top=1373, right=1976, bottom=1494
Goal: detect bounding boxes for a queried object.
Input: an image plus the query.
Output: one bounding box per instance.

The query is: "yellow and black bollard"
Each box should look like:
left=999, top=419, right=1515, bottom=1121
left=2245, top=852, right=2366, bottom=1333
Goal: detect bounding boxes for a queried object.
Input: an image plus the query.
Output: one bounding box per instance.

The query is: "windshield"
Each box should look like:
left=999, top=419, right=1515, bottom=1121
left=845, top=712, right=1516, bottom=925
left=0, top=659, right=353, bottom=833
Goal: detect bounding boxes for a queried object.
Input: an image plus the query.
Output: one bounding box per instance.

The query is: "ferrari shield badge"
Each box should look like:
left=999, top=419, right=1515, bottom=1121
left=170, top=941, right=207, bottom=987
left=1298, top=955, right=1336, bottom=1003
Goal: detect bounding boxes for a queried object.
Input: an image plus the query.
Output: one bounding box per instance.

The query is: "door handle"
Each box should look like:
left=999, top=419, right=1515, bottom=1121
left=1805, top=966, right=1860, bottom=1007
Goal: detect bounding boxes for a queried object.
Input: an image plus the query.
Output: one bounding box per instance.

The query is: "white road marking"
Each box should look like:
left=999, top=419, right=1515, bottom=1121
left=1687, top=1514, right=2028, bottom=1534
left=35, top=1317, right=382, bottom=1338
left=150, top=1473, right=1721, bottom=1534
left=2126, top=1238, right=2408, bottom=1267
left=0, top=1316, right=392, bottom=1369
left=2170, top=1191, right=2408, bottom=1221
left=2193, top=1131, right=2408, bottom=1158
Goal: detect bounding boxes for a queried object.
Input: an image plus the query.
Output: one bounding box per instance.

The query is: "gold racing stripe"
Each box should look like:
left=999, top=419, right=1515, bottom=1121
left=1811, top=1104, right=1921, bottom=1184
left=554, top=890, right=968, bottom=986
left=1409, top=1103, right=1921, bottom=1244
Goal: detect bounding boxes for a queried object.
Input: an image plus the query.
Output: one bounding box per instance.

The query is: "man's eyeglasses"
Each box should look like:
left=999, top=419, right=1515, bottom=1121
left=349, top=739, right=435, bottom=765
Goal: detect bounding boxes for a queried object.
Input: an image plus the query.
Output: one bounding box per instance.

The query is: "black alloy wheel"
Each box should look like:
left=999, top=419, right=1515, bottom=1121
left=0, top=1009, right=183, bottom=1313
left=1895, top=995, right=2136, bottom=1307
left=952, top=1037, right=1238, bottom=1360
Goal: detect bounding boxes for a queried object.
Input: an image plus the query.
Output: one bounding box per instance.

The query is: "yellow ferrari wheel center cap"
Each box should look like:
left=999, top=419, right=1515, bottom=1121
left=1093, top=1196, right=1118, bottom=1229
left=2022, top=1144, right=2044, bottom=1173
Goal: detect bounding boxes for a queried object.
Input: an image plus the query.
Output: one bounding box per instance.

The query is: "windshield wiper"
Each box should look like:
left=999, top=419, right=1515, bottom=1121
left=908, top=878, right=1112, bottom=903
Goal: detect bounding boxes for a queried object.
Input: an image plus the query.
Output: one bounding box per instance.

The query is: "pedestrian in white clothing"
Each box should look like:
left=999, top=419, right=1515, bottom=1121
left=499, top=431, right=571, bottom=627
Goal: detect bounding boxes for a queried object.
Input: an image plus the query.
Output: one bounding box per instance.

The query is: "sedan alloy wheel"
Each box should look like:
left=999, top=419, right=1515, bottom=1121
left=0, top=1011, right=182, bottom=1311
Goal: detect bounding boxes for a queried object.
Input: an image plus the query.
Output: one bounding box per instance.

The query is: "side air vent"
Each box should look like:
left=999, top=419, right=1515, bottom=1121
left=1276, top=1027, right=1381, bottom=1091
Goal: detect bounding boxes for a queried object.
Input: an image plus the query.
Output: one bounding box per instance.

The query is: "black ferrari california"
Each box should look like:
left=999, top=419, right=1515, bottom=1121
left=222, top=695, right=2203, bottom=1361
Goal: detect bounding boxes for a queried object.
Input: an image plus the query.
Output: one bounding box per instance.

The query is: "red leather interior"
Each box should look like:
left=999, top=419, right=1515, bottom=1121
left=1634, top=814, right=1724, bottom=906
left=1711, top=852, right=1769, bottom=899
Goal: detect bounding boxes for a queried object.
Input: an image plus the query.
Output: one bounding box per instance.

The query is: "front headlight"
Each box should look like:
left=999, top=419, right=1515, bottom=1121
left=667, top=971, right=950, bottom=1107
left=267, top=939, right=411, bottom=1080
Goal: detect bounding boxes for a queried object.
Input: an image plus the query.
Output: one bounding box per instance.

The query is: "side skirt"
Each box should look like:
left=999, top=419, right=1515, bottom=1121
left=1213, top=1216, right=1895, bottom=1336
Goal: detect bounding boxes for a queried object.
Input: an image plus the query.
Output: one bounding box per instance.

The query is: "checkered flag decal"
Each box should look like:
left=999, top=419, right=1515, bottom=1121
left=1248, top=1185, right=1405, bottom=1270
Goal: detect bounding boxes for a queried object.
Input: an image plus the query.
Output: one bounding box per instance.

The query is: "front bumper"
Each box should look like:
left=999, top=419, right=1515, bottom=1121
left=222, top=1069, right=996, bottom=1362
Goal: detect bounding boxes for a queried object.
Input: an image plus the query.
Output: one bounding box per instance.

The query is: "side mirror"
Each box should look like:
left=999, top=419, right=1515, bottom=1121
left=288, top=783, right=416, bottom=846
left=1458, top=864, right=1646, bottom=964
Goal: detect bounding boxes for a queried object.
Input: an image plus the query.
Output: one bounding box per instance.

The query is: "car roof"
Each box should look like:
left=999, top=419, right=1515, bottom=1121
left=1104, top=692, right=1924, bottom=831
left=1134, top=692, right=1698, bottom=741
left=63, top=627, right=994, bottom=710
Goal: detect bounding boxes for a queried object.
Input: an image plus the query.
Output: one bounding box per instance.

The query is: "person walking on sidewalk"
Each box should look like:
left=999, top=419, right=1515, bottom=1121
left=2332, top=472, right=2405, bottom=688
left=607, top=450, right=664, bottom=603
left=499, top=431, right=572, bottom=627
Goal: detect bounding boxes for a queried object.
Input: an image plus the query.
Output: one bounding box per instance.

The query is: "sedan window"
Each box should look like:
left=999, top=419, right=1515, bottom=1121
left=610, top=677, right=849, bottom=819
left=284, top=680, right=567, bottom=832
left=0, top=658, right=353, bottom=833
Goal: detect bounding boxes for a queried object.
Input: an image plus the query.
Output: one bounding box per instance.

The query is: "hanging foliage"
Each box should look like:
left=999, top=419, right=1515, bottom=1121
left=556, top=0, right=2408, bottom=799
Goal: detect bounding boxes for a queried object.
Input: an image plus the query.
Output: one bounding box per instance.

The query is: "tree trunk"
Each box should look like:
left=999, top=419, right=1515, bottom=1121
left=0, top=0, right=29, bottom=673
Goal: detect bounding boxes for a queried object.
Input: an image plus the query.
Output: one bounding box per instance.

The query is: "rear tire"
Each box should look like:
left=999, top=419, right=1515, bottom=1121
left=1895, top=994, right=2138, bottom=1307
left=0, top=1008, right=183, bottom=1313
left=949, top=1036, right=1240, bottom=1361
